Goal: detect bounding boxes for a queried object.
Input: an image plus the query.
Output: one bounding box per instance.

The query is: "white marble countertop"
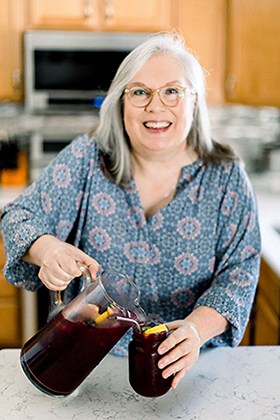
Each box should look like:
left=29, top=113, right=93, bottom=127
left=0, top=347, right=279, bottom=420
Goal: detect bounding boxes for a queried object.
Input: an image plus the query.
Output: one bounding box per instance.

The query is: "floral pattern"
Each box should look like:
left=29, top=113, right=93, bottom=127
left=0, top=134, right=261, bottom=355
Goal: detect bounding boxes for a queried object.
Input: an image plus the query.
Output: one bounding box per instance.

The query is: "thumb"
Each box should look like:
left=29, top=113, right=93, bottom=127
left=74, top=249, right=101, bottom=280
left=165, top=320, right=184, bottom=332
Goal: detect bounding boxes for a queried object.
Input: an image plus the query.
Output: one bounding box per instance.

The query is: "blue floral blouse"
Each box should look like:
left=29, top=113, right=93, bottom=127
left=1, top=134, right=261, bottom=354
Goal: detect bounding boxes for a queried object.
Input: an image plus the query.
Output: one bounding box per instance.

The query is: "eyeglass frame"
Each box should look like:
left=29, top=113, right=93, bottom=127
left=123, top=84, right=195, bottom=108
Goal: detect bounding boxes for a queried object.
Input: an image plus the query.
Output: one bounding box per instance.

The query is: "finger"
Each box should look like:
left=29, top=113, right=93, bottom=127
left=158, top=326, right=187, bottom=355
left=161, top=350, right=199, bottom=380
left=165, top=320, right=183, bottom=331
left=38, top=269, right=72, bottom=290
left=41, top=261, right=76, bottom=283
left=72, top=250, right=100, bottom=279
left=171, top=367, right=189, bottom=389
left=158, top=338, right=194, bottom=369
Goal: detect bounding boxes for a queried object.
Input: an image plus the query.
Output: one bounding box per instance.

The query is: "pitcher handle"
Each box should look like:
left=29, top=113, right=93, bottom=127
left=76, top=261, right=93, bottom=290
left=48, top=261, right=94, bottom=321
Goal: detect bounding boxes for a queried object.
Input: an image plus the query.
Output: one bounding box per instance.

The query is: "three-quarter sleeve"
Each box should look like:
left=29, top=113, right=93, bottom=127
left=0, top=134, right=94, bottom=291
left=195, top=164, right=261, bottom=347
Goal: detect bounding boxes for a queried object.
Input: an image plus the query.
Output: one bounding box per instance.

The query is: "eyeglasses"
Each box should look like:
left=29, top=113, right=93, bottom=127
left=124, top=84, right=194, bottom=108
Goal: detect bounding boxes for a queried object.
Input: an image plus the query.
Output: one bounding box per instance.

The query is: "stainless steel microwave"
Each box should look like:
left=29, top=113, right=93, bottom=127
left=24, top=30, right=150, bottom=114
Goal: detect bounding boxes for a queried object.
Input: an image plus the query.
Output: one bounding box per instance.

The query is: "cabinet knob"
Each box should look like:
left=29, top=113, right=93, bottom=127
left=104, top=0, right=115, bottom=23
left=84, top=0, right=94, bottom=19
left=12, top=69, right=21, bottom=90
left=225, top=74, right=237, bottom=100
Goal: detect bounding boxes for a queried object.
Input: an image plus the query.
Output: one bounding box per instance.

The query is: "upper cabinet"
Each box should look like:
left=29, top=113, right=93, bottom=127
left=0, top=0, right=26, bottom=101
left=1, top=0, right=280, bottom=106
left=226, top=0, right=280, bottom=107
left=26, top=0, right=172, bottom=32
left=172, top=0, right=226, bottom=104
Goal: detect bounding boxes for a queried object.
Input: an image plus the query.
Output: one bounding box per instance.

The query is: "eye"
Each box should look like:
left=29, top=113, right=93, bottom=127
left=131, top=87, right=150, bottom=97
left=163, top=86, right=182, bottom=96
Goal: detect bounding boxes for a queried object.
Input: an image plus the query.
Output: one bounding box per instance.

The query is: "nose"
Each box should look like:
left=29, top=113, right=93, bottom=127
left=145, top=90, right=165, bottom=111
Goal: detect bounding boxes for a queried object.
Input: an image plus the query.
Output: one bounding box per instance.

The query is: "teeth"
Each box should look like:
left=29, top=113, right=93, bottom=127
left=144, top=121, right=170, bottom=129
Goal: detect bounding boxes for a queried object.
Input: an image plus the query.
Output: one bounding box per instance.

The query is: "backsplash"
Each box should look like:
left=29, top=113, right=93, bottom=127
left=0, top=103, right=279, bottom=181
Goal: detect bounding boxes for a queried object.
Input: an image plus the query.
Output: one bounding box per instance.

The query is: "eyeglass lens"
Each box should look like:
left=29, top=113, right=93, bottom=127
left=126, top=86, right=185, bottom=107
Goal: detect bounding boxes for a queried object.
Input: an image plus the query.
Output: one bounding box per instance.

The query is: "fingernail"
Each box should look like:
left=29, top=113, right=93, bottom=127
left=158, top=345, right=166, bottom=355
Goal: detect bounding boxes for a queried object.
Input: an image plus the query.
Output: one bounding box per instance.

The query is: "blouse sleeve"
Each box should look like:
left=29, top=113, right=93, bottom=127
left=195, top=163, right=261, bottom=347
left=0, top=134, right=95, bottom=291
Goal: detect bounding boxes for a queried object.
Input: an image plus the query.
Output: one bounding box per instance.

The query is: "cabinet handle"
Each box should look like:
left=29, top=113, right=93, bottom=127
left=84, top=0, right=94, bottom=19
left=225, top=74, right=237, bottom=100
left=12, top=69, right=21, bottom=90
left=104, top=0, right=115, bottom=23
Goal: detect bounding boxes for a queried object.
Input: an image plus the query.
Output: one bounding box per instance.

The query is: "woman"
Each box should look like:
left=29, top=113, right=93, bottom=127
left=1, top=32, right=261, bottom=389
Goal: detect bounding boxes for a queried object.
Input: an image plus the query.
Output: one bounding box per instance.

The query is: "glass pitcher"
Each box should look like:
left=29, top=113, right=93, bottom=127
left=20, top=264, right=146, bottom=397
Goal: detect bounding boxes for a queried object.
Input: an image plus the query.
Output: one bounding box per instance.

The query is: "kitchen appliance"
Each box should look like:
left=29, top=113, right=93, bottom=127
left=20, top=263, right=146, bottom=397
left=24, top=30, right=150, bottom=114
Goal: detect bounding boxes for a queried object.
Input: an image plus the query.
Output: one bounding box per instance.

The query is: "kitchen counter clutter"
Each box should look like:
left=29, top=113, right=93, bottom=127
left=0, top=346, right=279, bottom=420
left=251, top=173, right=280, bottom=278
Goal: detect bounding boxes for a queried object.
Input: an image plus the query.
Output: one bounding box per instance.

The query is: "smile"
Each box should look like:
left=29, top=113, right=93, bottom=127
left=143, top=121, right=171, bottom=129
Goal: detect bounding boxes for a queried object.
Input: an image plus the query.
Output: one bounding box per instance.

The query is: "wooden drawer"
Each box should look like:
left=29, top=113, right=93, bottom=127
left=0, top=300, right=21, bottom=346
left=258, top=258, right=280, bottom=315
left=0, top=271, right=17, bottom=297
left=0, top=236, right=6, bottom=268
left=254, top=292, right=279, bottom=345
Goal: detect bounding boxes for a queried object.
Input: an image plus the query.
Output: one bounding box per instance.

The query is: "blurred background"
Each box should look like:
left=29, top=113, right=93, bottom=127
left=0, top=0, right=279, bottom=349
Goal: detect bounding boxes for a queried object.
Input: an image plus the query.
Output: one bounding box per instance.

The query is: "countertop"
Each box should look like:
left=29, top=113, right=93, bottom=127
left=0, top=347, right=279, bottom=420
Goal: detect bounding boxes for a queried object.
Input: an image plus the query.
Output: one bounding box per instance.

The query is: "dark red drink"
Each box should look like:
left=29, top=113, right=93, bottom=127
left=20, top=311, right=130, bottom=396
left=128, top=328, right=172, bottom=397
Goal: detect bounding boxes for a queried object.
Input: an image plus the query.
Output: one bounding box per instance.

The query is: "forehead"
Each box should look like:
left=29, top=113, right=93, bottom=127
left=129, top=54, right=186, bottom=87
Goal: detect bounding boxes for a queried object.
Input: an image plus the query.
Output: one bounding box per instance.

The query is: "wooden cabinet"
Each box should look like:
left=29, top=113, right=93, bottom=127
left=26, top=0, right=172, bottom=32
left=254, top=258, right=280, bottom=345
left=0, top=234, right=22, bottom=348
left=172, top=0, right=227, bottom=104
left=241, top=257, right=280, bottom=346
left=0, top=0, right=26, bottom=101
left=226, top=0, right=280, bottom=107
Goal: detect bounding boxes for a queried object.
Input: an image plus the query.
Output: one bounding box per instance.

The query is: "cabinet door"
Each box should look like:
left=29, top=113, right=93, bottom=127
left=253, top=258, right=280, bottom=345
left=173, top=0, right=226, bottom=104
left=100, top=0, right=171, bottom=31
left=27, top=0, right=100, bottom=29
left=27, top=0, right=171, bottom=31
left=0, top=0, right=26, bottom=101
left=226, top=0, right=280, bottom=107
left=254, top=293, right=279, bottom=345
left=0, top=236, right=22, bottom=347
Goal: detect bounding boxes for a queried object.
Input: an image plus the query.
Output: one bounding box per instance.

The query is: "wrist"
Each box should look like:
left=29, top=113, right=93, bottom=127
left=186, top=320, right=202, bottom=345
left=186, top=306, right=228, bottom=346
left=23, top=234, right=61, bottom=266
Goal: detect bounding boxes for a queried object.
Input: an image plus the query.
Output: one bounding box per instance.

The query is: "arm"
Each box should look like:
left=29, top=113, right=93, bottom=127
left=158, top=164, right=261, bottom=388
left=158, top=306, right=228, bottom=389
left=1, top=134, right=98, bottom=291
left=23, top=234, right=99, bottom=290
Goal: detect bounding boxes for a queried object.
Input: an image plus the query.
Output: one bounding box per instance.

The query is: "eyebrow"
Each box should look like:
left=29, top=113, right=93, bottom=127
left=128, top=80, right=184, bottom=88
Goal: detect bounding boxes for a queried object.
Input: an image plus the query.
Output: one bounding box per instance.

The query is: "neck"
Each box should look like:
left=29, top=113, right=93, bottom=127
left=132, top=146, right=198, bottom=177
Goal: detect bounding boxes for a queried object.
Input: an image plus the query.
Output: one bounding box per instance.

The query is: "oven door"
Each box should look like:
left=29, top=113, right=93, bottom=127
left=29, top=131, right=79, bottom=182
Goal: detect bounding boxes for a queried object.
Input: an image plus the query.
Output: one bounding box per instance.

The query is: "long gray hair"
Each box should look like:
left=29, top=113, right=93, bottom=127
left=95, top=32, right=236, bottom=185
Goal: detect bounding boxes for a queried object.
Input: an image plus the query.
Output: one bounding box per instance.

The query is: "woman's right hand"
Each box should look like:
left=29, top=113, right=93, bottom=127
left=23, top=234, right=100, bottom=290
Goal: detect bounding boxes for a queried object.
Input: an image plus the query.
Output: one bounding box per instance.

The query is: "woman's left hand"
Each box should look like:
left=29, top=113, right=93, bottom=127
left=157, top=319, right=201, bottom=389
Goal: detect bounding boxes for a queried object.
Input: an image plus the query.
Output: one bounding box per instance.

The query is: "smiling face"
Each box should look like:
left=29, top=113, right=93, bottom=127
left=123, top=54, right=196, bottom=161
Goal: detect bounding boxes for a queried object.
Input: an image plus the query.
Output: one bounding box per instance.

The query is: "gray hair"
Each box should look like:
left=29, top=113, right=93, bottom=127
left=95, top=32, right=212, bottom=185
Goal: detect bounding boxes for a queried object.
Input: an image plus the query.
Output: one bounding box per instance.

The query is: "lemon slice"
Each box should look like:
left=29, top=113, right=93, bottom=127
left=143, top=324, right=167, bottom=335
left=94, top=306, right=114, bottom=324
